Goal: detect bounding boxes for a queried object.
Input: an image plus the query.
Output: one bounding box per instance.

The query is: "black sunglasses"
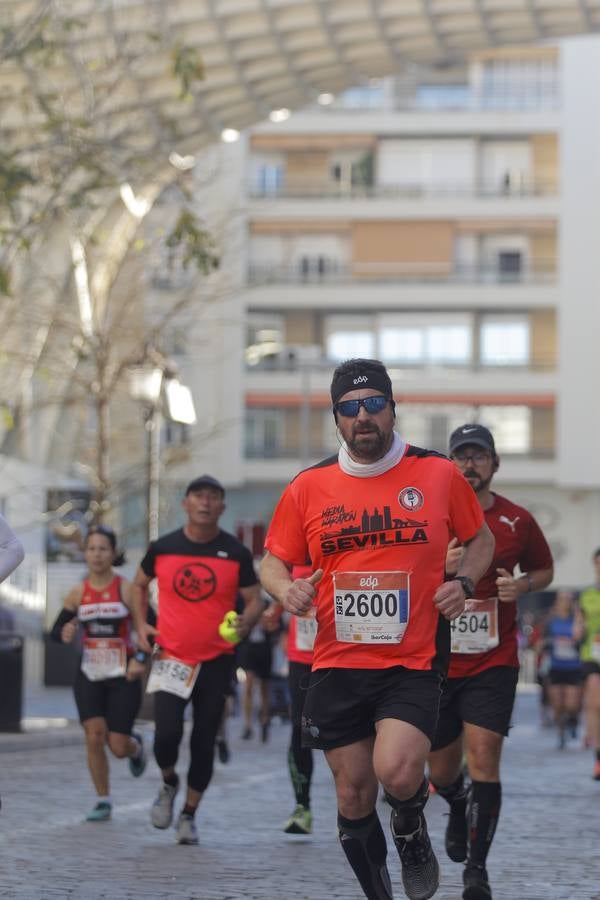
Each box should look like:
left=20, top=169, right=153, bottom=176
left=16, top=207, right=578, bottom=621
left=335, top=396, right=389, bottom=417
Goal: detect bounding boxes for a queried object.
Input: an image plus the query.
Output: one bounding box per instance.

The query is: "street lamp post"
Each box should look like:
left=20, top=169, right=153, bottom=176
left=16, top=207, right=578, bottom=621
left=129, top=364, right=197, bottom=544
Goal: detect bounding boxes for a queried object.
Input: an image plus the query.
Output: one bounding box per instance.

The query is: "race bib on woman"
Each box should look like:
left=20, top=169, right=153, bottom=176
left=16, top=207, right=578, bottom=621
left=81, top=638, right=127, bottom=681
left=332, top=571, right=409, bottom=644
left=146, top=649, right=200, bottom=699
left=450, top=598, right=499, bottom=654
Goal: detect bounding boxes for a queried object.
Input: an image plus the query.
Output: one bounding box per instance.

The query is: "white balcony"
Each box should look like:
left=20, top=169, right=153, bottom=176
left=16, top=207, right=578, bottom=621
left=242, top=454, right=557, bottom=486
left=243, top=279, right=559, bottom=312
left=244, top=364, right=555, bottom=399
left=251, top=109, right=560, bottom=139
left=248, top=193, right=559, bottom=221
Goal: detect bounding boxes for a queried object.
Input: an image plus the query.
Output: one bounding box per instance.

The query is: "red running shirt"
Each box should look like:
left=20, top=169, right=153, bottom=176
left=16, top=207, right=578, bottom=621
left=448, top=492, right=553, bottom=678
left=140, top=528, right=258, bottom=665
left=78, top=575, right=134, bottom=653
left=265, top=446, right=484, bottom=673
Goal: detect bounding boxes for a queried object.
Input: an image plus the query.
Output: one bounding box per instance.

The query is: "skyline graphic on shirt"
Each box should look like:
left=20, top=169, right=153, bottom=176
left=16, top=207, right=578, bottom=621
left=322, top=505, right=427, bottom=539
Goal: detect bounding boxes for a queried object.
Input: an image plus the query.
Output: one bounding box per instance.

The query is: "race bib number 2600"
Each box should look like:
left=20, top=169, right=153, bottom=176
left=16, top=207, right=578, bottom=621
left=332, top=571, right=410, bottom=644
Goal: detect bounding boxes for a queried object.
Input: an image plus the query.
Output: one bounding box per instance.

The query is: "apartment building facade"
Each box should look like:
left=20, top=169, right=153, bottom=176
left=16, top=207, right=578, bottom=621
left=142, top=36, right=600, bottom=588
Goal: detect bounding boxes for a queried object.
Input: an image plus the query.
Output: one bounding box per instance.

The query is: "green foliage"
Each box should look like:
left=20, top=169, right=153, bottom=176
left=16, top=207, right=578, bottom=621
left=0, top=265, right=11, bottom=296
left=165, top=210, right=220, bottom=274
left=171, top=43, right=205, bottom=98
left=0, top=153, right=37, bottom=211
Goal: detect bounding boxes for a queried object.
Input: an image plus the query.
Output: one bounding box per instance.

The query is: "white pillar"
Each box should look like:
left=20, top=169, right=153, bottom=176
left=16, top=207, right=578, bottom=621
left=558, top=36, right=600, bottom=487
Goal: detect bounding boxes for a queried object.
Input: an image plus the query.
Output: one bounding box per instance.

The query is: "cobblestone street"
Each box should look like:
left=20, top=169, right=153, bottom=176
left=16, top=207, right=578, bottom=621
left=1, top=688, right=598, bottom=899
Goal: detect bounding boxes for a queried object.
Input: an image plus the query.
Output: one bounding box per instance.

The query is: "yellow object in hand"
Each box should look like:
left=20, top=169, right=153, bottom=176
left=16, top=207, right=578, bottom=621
left=218, top=610, right=240, bottom=644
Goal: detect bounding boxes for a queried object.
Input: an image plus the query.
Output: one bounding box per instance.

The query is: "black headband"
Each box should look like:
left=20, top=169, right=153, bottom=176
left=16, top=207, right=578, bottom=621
left=330, top=368, right=393, bottom=406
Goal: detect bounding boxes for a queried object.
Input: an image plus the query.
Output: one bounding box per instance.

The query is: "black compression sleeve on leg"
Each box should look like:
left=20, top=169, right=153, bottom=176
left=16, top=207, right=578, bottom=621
left=50, top=608, right=76, bottom=642
left=467, top=781, right=501, bottom=868
left=385, top=777, right=429, bottom=836
left=337, top=810, right=393, bottom=900
left=288, top=725, right=313, bottom=808
left=431, top=771, right=468, bottom=814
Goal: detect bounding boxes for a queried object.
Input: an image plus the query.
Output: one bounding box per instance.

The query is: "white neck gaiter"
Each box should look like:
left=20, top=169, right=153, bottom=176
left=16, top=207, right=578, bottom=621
left=338, top=431, right=407, bottom=478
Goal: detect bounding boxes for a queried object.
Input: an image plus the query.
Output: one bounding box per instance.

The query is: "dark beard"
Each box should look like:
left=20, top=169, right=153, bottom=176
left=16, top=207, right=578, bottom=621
left=347, top=426, right=389, bottom=461
left=464, top=470, right=493, bottom=493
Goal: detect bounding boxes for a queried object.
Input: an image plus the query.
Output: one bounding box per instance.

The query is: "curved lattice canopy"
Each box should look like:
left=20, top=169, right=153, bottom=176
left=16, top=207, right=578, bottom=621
left=2, top=0, right=600, bottom=158
left=0, top=0, right=598, bottom=503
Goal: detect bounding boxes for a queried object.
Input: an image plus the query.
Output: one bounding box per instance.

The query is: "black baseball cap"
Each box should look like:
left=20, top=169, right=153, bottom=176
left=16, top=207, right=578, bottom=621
left=185, top=475, right=225, bottom=496
left=449, top=424, right=495, bottom=455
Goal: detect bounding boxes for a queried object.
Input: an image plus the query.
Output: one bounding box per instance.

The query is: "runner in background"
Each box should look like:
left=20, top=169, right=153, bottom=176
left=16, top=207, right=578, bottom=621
left=50, top=526, right=146, bottom=822
left=542, top=590, right=584, bottom=748
left=264, top=562, right=317, bottom=835
left=131, top=475, right=263, bottom=844
left=579, top=547, right=600, bottom=780
left=428, top=424, right=553, bottom=900
left=238, top=596, right=276, bottom=742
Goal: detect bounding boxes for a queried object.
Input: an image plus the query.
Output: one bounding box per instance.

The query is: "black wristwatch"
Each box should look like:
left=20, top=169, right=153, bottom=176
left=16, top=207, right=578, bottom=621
left=452, top=575, right=476, bottom=598
left=133, top=649, right=149, bottom=664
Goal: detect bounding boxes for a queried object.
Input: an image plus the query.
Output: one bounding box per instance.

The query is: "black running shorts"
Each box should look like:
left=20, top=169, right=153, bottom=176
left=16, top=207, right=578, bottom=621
left=238, top=639, right=272, bottom=681
left=582, top=661, right=600, bottom=678
left=431, top=665, right=519, bottom=750
left=548, top=668, right=583, bottom=686
left=74, top=668, right=142, bottom=734
left=301, top=665, right=443, bottom=751
left=288, top=660, right=311, bottom=727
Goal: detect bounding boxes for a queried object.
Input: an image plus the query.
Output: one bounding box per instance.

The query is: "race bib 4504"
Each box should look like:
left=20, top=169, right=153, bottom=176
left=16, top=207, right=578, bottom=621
left=450, top=598, right=499, bottom=654
left=332, top=571, right=409, bottom=644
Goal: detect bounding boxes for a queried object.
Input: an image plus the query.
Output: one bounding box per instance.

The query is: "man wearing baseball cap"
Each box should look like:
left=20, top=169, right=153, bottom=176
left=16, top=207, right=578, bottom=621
left=131, top=475, right=263, bottom=845
left=261, top=360, right=495, bottom=900
left=428, top=425, right=554, bottom=900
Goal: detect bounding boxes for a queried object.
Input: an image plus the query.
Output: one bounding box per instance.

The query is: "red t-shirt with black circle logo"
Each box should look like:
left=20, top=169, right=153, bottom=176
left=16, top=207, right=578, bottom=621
left=140, top=528, right=258, bottom=665
left=265, top=446, right=484, bottom=673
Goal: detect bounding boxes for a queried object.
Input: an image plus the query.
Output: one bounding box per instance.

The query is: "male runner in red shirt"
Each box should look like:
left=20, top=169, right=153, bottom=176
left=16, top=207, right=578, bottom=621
left=428, top=425, right=553, bottom=900
left=261, top=360, right=494, bottom=900
left=131, top=475, right=263, bottom=845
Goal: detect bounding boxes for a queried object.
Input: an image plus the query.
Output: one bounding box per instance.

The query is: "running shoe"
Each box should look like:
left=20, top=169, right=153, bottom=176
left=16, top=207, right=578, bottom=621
left=445, top=803, right=467, bottom=863
left=261, top=721, right=270, bottom=743
left=283, top=804, right=313, bottom=834
left=241, top=727, right=253, bottom=740
left=175, top=812, right=199, bottom=845
left=593, top=760, right=600, bottom=781
left=151, top=781, right=179, bottom=829
left=86, top=801, right=112, bottom=822
left=216, top=737, right=230, bottom=764
left=128, top=732, right=147, bottom=778
left=463, top=864, right=492, bottom=900
left=391, top=811, right=440, bottom=900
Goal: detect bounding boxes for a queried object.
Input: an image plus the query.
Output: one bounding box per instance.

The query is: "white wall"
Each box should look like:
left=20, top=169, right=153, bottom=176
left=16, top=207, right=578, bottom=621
left=480, top=140, right=532, bottom=192
left=558, top=37, right=600, bottom=487
left=376, top=138, right=476, bottom=191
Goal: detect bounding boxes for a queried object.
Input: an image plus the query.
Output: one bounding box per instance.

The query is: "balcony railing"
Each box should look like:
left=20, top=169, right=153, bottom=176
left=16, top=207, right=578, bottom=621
left=245, top=354, right=556, bottom=374
left=247, top=179, right=558, bottom=201
left=306, top=88, right=560, bottom=115
left=246, top=262, right=557, bottom=287
left=244, top=444, right=555, bottom=461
